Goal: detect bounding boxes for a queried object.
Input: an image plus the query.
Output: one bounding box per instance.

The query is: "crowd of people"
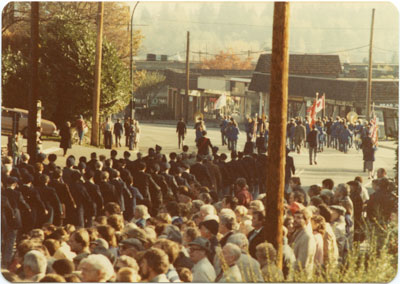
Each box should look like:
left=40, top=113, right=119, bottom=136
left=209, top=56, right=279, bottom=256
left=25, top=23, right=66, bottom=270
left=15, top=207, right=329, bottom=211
left=59, top=116, right=141, bottom=157
left=1, top=124, right=397, bottom=282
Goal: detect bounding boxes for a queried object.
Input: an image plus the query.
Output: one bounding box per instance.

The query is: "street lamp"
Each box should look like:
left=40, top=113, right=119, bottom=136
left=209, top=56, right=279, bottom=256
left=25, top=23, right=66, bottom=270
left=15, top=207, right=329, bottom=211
left=130, top=1, right=140, bottom=119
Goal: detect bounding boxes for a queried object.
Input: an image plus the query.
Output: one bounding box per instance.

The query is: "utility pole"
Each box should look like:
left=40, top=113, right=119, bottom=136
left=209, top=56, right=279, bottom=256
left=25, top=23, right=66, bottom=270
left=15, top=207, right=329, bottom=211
left=185, top=31, right=190, bottom=123
left=130, top=2, right=140, bottom=119
left=28, top=2, right=39, bottom=163
left=91, top=2, right=104, bottom=146
left=265, top=2, right=290, bottom=270
left=366, top=8, right=375, bottom=121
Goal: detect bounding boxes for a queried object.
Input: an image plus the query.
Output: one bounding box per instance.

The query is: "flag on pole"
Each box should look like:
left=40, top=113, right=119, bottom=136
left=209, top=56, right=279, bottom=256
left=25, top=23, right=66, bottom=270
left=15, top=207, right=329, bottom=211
left=214, top=93, right=227, bottom=110
left=306, top=94, right=325, bottom=127
left=370, top=112, right=378, bottom=145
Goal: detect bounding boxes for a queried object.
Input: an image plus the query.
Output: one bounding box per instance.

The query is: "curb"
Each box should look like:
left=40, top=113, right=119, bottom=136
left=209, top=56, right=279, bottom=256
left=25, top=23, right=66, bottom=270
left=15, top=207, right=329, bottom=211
left=379, top=144, right=397, bottom=151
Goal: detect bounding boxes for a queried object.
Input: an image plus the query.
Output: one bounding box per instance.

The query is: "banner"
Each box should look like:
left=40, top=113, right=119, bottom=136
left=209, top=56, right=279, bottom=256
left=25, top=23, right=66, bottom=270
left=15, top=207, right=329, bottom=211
left=306, top=94, right=325, bottom=127
left=214, top=93, right=227, bottom=110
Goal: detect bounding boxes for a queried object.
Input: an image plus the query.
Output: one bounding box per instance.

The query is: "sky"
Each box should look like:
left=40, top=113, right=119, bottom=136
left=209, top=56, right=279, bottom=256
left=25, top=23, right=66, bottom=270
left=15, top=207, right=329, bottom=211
left=128, top=1, right=399, bottom=63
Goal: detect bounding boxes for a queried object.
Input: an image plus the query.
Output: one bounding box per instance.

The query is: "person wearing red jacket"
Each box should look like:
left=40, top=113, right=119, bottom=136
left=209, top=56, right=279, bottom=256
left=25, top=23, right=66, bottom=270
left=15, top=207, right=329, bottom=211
left=234, top=178, right=253, bottom=207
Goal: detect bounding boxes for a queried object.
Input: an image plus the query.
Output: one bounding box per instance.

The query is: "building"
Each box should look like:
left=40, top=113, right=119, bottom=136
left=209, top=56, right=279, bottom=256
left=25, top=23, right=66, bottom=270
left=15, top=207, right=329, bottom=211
left=249, top=53, right=399, bottom=137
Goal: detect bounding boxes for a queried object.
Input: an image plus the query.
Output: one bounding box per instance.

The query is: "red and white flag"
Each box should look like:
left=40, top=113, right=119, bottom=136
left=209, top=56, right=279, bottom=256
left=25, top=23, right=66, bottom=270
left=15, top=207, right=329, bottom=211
left=369, top=113, right=378, bottom=145
left=307, top=94, right=325, bottom=127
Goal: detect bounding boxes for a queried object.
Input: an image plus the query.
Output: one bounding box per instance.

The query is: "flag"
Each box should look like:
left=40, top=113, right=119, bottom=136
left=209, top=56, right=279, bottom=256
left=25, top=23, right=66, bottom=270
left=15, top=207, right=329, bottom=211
left=370, top=113, right=378, bottom=145
left=307, top=95, right=325, bottom=127
left=315, top=96, right=325, bottom=113
left=214, top=93, right=227, bottom=110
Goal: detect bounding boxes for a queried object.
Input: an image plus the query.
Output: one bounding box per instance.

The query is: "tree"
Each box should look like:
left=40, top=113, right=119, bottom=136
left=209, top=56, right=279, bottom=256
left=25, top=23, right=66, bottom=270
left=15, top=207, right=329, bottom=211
left=198, top=49, right=254, bottom=70
left=134, top=71, right=166, bottom=107
left=2, top=5, right=132, bottom=126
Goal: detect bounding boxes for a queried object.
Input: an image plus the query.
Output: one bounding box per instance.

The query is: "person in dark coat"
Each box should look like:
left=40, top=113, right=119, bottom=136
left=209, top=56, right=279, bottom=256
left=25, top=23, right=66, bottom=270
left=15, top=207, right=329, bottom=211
left=36, top=174, right=63, bottom=227
left=120, top=171, right=143, bottom=221
left=190, top=156, right=212, bottom=188
left=124, top=117, right=132, bottom=147
left=83, top=170, right=104, bottom=218
left=18, top=173, right=46, bottom=234
left=98, top=171, right=119, bottom=208
left=197, top=131, right=213, bottom=156
left=247, top=210, right=266, bottom=258
left=285, top=148, right=296, bottom=195
left=110, top=168, right=132, bottom=213
left=60, top=121, right=72, bottom=157
left=361, top=135, right=376, bottom=179
left=366, top=178, right=397, bottom=224
left=216, top=153, right=232, bottom=198
left=2, top=176, right=31, bottom=267
left=49, top=168, right=76, bottom=226
left=69, top=171, right=94, bottom=228
left=176, top=118, right=187, bottom=149
left=132, top=162, right=160, bottom=215
left=113, top=118, right=124, bottom=148
left=306, top=125, right=319, bottom=165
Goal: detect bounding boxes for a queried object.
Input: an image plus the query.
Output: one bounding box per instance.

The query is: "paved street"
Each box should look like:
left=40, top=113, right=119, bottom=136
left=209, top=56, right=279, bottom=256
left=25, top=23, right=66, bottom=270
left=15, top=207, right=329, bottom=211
left=3, top=122, right=396, bottom=188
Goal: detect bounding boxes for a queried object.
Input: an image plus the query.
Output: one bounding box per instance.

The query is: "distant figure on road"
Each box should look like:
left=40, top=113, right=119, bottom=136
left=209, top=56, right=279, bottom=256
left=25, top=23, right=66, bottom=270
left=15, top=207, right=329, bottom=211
left=176, top=118, right=187, bottom=149
left=75, top=115, right=86, bottom=145
left=114, top=118, right=123, bottom=148
left=133, top=119, right=140, bottom=150
left=219, top=116, right=229, bottom=146
left=294, top=120, right=306, bottom=154
left=124, top=117, right=131, bottom=147
left=194, top=117, right=205, bottom=143
left=361, top=133, right=376, bottom=179
left=102, top=117, right=114, bottom=149
left=60, top=121, right=72, bottom=157
left=307, top=125, right=319, bottom=165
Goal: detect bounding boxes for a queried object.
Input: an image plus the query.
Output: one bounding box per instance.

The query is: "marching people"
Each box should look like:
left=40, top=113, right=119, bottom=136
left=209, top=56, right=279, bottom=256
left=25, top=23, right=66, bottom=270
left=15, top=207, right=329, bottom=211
left=0, top=109, right=395, bottom=283
left=307, top=125, right=319, bottom=165
left=294, top=120, right=306, bottom=154
left=176, top=118, right=187, bottom=149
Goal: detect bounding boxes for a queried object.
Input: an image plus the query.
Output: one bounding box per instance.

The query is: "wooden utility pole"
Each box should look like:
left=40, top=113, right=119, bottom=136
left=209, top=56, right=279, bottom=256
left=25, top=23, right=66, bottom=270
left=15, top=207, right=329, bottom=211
left=91, top=2, right=104, bottom=146
left=28, top=2, right=39, bottom=163
left=366, top=8, right=375, bottom=121
left=185, top=31, right=190, bottom=123
left=265, top=2, right=290, bottom=270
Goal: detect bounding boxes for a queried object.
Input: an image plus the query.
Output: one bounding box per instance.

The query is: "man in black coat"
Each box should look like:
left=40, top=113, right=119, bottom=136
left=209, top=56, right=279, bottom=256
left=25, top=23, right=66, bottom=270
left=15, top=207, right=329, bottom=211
left=69, top=171, right=95, bottom=228
left=159, top=162, right=179, bottom=200
left=132, top=162, right=160, bottom=215
left=306, top=124, right=319, bottom=165
left=247, top=210, right=267, bottom=258
left=49, top=168, right=76, bottom=226
left=98, top=171, right=119, bottom=208
left=190, top=155, right=212, bottom=188
left=83, top=170, right=104, bottom=219
left=36, top=174, right=63, bottom=227
left=216, top=153, right=232, bottom=198
left=110, top=169, right=132, bottom=213
left=17, top=153, right=35, bottom=175
left=226, top=151, right=248, bottom=186
left=18, top=173, right=47, bottom=234
left=239, top=152, right=257, bottom=198
left=150, top=163, right=174, bottom=203
left=176, top=118, right=187, bottom=149
left=114, top=118, right=124, bottom=147
left=2, top=176, right=31, bottom=267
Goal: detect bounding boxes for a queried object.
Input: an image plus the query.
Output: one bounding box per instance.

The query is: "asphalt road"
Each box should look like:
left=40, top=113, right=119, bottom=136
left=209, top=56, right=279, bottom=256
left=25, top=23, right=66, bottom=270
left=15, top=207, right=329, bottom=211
left=2, top=122, right=396, bottom=188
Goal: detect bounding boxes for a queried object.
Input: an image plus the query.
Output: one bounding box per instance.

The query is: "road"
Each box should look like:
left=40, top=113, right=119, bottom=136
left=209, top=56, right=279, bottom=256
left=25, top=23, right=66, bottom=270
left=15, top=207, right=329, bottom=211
left=2, top=122, right=396, bottom=188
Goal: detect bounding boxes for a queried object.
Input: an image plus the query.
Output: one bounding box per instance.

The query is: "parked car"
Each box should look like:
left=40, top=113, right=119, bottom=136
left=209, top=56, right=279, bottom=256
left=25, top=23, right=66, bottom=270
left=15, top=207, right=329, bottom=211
left=1, top=107, right=58, bottom=137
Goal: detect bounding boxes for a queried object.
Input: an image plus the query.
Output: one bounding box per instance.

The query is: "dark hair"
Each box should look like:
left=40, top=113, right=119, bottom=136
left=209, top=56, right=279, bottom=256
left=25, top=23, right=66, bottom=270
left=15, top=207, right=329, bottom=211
left=39, top=274, right=66, bottom=282
left=322, top=178, right=334, bottom=190
left=317, top=204, right=332, bottom=223
left=182, top=145, right=189, bottom=152
left=104, top=202, right=121, bottom=215
left=142, top=248, right=169, bottom=275
left=308, top=185, right=322, bottom=197
left=252, top=210, right=265, bottom=222
left=166, top=201, right=180, bottom=217
left=138, top=162, right=146, bottom=171
left=43, top=239, right=60, bottom=256
left=52, top=259, right=75, bottom=276
left=223, top=196, right=238, bottom=211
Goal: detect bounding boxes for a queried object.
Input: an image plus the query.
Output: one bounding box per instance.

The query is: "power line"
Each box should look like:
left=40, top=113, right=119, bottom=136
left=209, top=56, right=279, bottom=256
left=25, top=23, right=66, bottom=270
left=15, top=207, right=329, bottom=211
left=143, top=18, right=397, bottom=31
left=374, top=46, right=398, bottom=53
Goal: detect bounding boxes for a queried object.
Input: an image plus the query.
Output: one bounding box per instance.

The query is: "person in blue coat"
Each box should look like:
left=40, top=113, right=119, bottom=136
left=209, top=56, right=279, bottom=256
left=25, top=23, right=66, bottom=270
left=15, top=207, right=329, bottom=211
left=340, top=124, right=353, bottom=153
left=229, top=121, right=240, bottom=152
